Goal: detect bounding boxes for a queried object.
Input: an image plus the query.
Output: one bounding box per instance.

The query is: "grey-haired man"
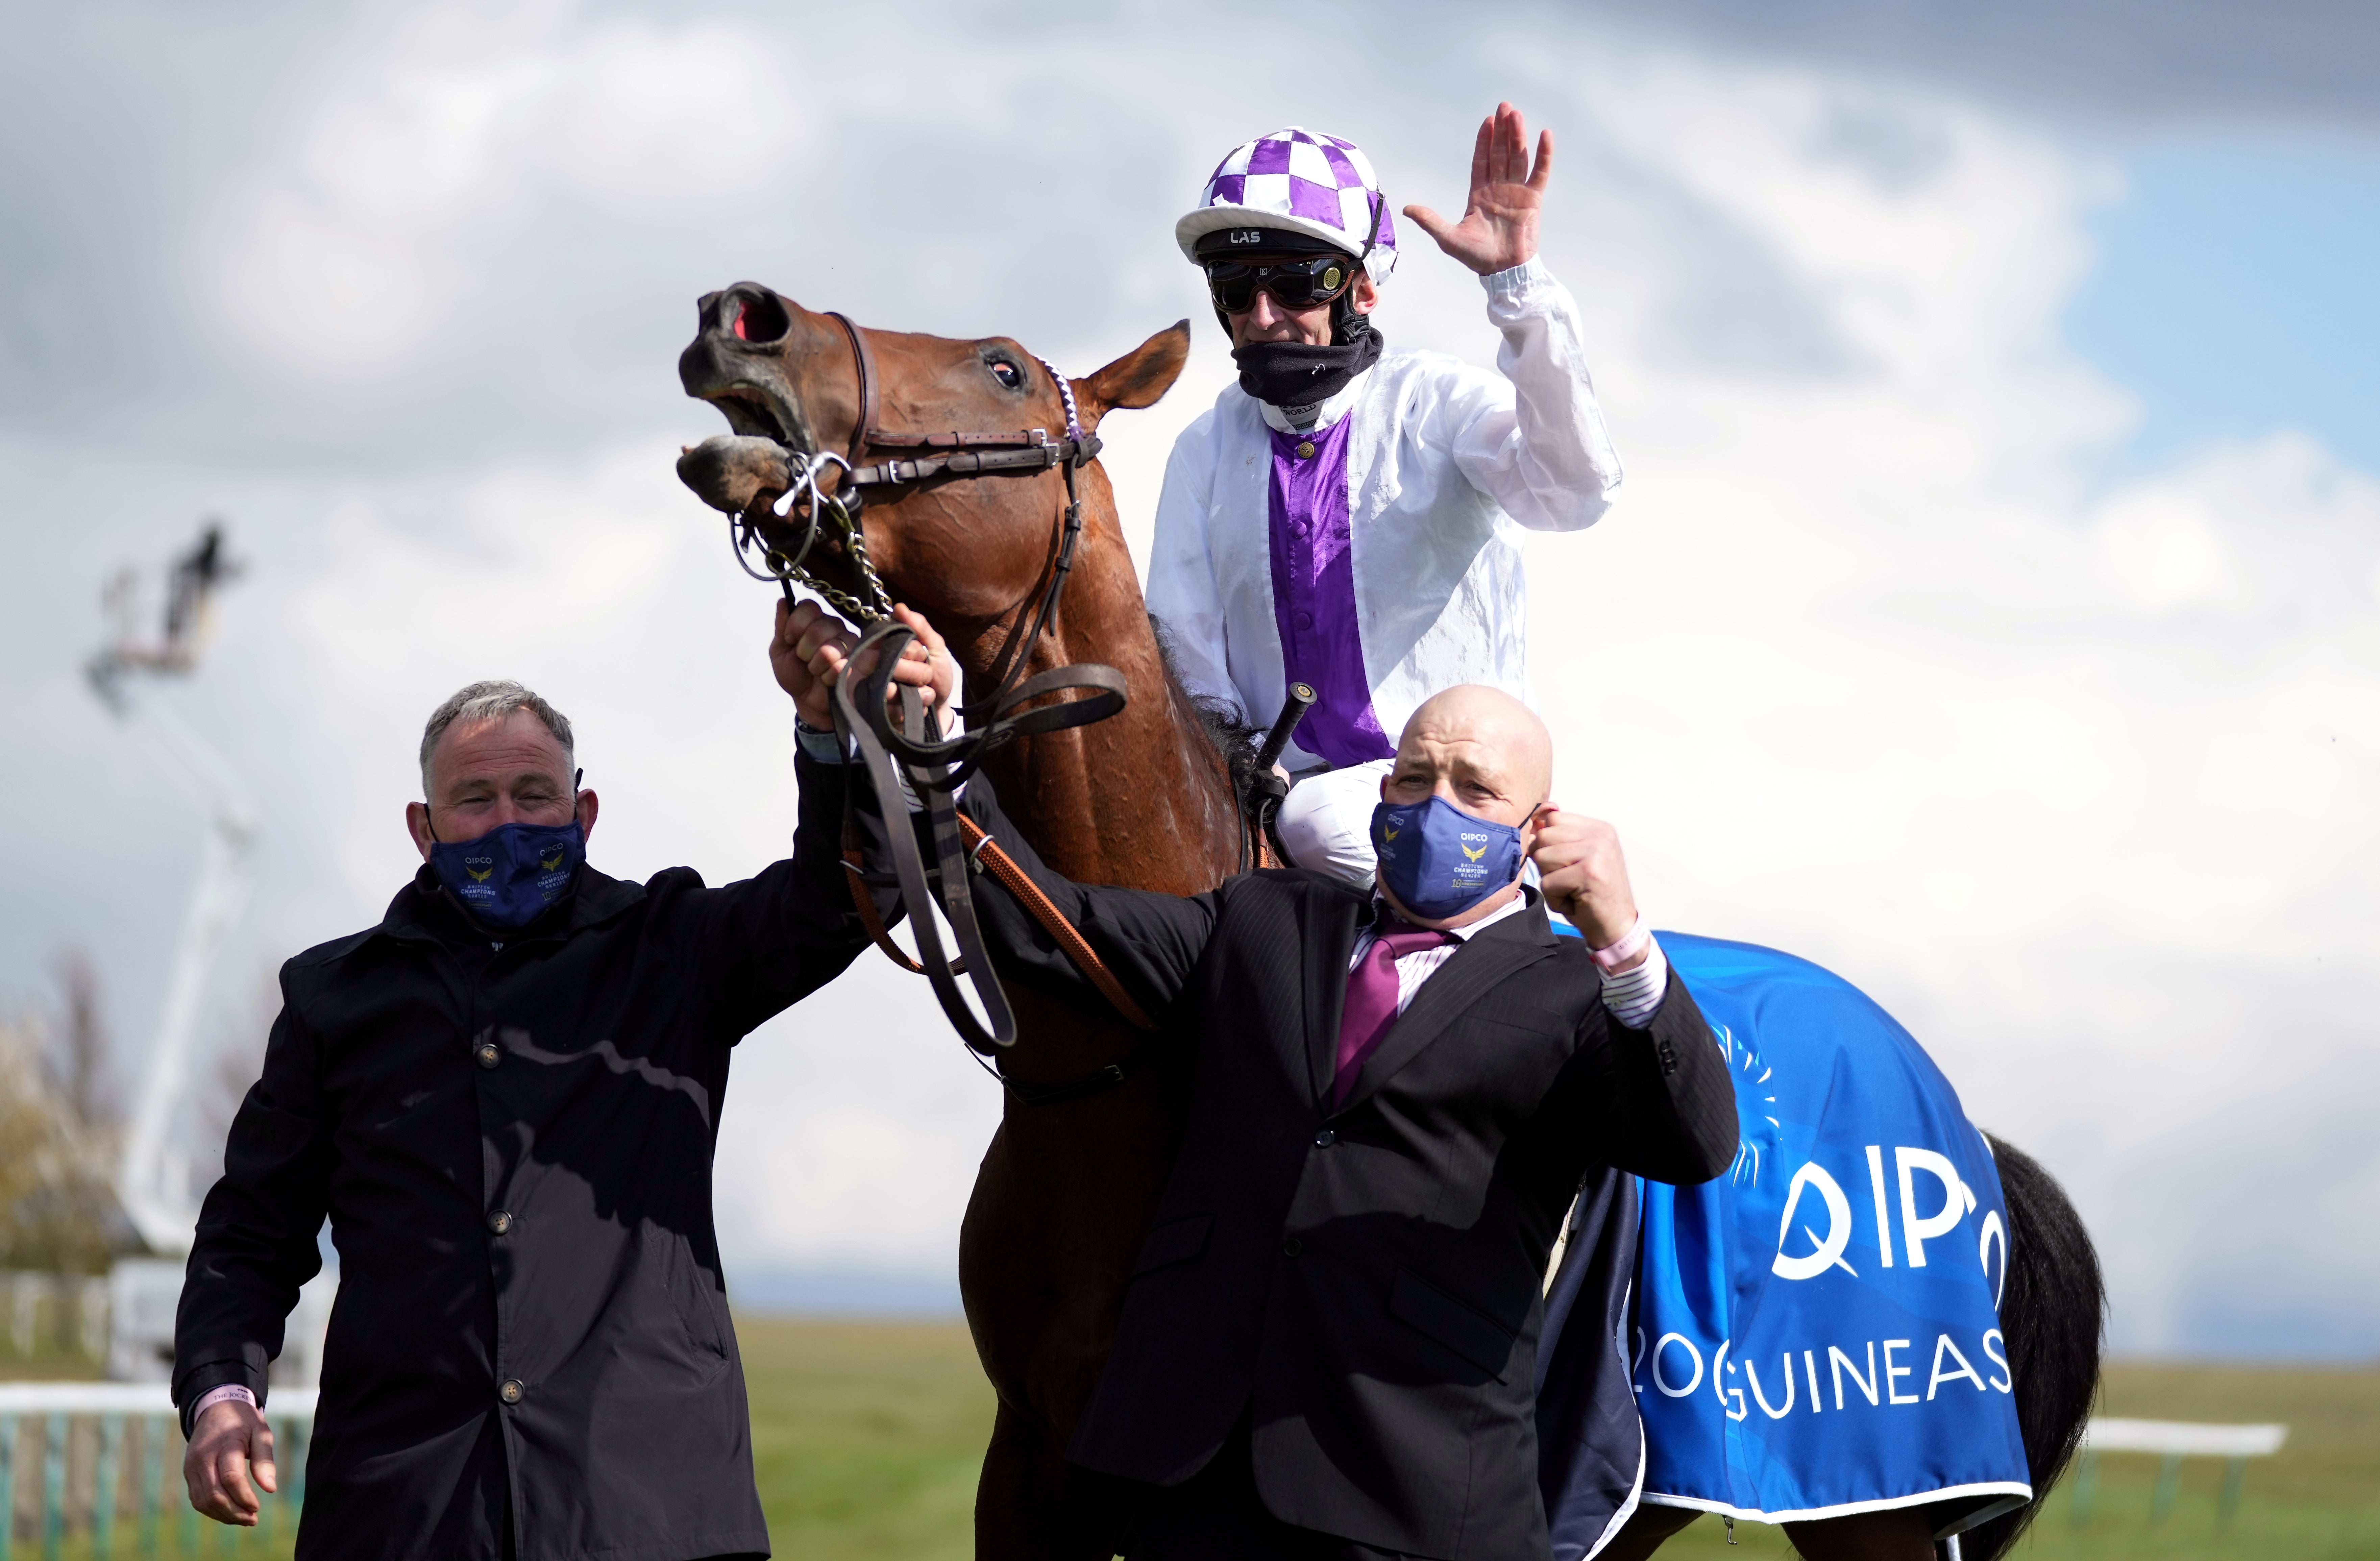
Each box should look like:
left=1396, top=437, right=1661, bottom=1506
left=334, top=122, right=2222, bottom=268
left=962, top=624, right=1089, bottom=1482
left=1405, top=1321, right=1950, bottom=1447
left=173, top=605, right=948, bottom=1560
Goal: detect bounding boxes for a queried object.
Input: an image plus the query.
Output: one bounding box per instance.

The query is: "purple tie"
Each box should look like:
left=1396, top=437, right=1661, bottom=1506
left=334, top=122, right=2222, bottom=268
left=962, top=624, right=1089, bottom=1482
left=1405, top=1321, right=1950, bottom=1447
left=1332, top=920, right=1457, bottom=1108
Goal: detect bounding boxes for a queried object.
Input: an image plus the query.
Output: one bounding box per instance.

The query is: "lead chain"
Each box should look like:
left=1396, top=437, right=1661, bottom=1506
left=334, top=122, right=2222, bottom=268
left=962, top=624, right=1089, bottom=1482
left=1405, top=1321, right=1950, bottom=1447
left=728, top=465, right=896, bottom=623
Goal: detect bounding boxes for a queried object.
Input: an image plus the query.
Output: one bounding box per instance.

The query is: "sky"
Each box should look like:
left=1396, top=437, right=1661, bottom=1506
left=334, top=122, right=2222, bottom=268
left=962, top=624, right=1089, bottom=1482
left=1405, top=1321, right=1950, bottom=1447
left=2, top=0, right=2376, bottom=1357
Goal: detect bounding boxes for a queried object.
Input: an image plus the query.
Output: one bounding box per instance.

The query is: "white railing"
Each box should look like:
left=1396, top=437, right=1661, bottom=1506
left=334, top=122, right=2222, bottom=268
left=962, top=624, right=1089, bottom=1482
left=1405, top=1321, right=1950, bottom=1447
left=0, top=1274, right=108, bottom=1366
left=2070, top=1416, right=2290, bottom=1525
left=0, top=1382, right=315, bottom=1557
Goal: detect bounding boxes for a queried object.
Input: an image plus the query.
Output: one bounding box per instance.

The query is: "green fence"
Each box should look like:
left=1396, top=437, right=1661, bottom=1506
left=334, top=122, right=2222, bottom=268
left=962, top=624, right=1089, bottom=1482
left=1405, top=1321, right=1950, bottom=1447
left=0, top=1384, right=313, bottom=1559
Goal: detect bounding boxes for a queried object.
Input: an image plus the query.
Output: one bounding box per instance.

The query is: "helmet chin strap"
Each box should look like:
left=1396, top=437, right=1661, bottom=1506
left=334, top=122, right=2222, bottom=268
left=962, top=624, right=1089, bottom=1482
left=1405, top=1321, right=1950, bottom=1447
left=1328, top=191, right=1387, bottom=347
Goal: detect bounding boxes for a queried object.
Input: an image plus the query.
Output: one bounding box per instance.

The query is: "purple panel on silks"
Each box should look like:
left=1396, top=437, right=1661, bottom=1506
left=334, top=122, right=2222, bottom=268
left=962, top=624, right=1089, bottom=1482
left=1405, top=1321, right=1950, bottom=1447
left=1267, top=419, right=1396, bottom=767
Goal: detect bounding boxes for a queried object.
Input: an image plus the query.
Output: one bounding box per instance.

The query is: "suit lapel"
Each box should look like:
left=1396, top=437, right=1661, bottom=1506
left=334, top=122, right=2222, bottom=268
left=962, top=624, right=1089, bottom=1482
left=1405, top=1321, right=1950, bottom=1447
left=1300, top=888, right=1365, bottom=1108
left=1333, top=898, right=1559, bottom=1118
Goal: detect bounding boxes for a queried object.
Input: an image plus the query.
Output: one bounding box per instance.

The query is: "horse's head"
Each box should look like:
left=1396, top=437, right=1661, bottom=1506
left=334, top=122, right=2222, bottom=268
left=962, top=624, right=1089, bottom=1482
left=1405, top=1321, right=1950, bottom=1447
left=677, top=282, right=1187, bottom=630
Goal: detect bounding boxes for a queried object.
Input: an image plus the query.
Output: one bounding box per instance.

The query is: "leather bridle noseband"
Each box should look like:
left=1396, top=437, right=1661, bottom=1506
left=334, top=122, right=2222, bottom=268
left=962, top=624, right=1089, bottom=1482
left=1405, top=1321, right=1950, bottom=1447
left=731, top=312, right=1105, bottom=719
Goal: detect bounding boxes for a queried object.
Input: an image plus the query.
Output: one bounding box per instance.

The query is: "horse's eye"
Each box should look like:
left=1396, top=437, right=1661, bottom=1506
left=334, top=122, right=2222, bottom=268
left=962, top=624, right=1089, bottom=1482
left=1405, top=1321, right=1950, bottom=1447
left=989, top=360, right=1022, bottom=389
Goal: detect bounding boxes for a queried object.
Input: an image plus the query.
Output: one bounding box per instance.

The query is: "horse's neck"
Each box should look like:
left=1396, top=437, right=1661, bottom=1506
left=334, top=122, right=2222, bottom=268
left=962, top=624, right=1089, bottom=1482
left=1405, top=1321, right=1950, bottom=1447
left=968, top=537, right=1239, bottom=898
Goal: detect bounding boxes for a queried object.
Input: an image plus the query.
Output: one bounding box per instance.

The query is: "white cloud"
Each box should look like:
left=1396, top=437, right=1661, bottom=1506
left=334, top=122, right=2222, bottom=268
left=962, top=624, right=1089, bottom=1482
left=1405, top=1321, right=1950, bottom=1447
left=187, top=2, right=816, bottom=397
left=711, top=964, right=999, bottom=1273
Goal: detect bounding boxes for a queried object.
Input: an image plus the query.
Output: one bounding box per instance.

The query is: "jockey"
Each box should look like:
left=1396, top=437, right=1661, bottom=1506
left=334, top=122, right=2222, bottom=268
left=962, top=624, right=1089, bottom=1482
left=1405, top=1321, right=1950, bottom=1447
left=1146, top=104, right=1623, bottom=886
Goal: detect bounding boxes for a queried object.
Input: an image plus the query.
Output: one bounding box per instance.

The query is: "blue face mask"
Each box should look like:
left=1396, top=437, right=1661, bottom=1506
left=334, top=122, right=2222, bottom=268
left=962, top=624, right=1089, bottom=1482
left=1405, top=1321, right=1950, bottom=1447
left=428, top=819, right=585, bottom=930
left=1369, top=794, right=1525, bottom=921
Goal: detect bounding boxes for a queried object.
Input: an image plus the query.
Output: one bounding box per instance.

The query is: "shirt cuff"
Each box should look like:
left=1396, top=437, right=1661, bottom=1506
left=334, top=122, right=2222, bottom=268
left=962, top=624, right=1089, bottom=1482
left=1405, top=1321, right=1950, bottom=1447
left=809, top=708, right=966, bottom=815
left=795, top=719, right=855, bottom=765
left=1598, top=934, right=1669, bottom=1030
left=192, top=1384, right=256, bottom=1420
left=1480, top=255, right=1551, bottom=302
left=176, top=1360, right=265, bottom=1437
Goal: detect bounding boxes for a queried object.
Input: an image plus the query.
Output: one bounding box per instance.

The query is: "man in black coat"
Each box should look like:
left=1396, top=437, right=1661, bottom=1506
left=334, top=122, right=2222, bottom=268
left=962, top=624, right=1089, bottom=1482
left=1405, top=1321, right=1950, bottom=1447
left=834, top=640, right=1739, bottom=1559
left=174, top=601, right=947, bottom=1560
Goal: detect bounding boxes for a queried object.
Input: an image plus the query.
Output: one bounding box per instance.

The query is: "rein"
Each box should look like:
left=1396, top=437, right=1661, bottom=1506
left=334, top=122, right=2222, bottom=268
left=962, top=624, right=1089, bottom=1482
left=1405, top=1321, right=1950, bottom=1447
left=832, top=620, right=1159, bottom=1083
left=729, top=310, right=1161, bottom=1098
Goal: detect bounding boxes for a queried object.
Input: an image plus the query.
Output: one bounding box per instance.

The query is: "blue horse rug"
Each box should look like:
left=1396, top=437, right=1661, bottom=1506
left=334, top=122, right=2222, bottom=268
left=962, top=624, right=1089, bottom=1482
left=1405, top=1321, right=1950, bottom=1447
left=1535, top=932, right=2030, bottom=1557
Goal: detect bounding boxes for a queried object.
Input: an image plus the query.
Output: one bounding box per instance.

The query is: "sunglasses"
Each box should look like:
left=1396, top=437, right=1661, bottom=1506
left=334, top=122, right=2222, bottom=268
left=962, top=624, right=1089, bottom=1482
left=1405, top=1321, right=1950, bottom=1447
left=1203, top=252, right=1359, bottom=315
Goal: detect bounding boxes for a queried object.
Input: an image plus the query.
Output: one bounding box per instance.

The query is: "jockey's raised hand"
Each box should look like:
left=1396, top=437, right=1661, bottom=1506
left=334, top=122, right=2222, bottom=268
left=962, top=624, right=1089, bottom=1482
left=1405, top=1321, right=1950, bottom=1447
left=771, top=598, right=954, bottom=729
left=1402, top=102, right=1551, bottom=276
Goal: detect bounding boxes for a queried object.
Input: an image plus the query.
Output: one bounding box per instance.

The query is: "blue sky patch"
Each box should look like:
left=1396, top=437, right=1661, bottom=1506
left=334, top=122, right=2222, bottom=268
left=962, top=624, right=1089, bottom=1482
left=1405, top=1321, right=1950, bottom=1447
left=2066, top=140, right=2380, bottom=479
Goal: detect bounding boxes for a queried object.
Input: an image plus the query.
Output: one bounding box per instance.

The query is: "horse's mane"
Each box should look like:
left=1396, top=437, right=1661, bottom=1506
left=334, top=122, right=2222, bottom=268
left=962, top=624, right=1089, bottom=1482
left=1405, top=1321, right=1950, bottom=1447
left=1149, top=612, right=1262, bottom=815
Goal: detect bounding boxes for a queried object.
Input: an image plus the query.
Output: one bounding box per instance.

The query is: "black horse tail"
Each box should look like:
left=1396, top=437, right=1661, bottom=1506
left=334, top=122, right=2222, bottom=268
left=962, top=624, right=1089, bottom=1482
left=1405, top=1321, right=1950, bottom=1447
left=1958, top=1134, right=2105, bottom=1561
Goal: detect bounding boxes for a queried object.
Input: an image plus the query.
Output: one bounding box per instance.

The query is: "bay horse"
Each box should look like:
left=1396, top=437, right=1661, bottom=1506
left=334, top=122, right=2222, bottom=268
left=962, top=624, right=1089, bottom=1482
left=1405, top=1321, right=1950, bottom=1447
left=673, top=284, right=2101, bottom=1561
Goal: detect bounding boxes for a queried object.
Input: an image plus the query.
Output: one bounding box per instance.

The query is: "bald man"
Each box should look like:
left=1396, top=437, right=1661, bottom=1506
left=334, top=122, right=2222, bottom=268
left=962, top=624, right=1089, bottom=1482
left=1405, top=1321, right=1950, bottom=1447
left=932, top=682, right=1738, bottom=1560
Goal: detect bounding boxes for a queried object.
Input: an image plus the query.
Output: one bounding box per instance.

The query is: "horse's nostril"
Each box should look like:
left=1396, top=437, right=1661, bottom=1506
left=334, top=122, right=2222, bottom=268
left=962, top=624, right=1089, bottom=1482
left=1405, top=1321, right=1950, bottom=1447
left=731, top=291, right=791, bottom=345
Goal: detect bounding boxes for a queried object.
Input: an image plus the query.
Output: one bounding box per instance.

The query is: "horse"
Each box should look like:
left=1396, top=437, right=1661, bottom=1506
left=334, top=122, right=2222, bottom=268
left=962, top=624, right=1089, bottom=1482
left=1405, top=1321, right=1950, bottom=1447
left=673, top=284, right=2102, bottom=1561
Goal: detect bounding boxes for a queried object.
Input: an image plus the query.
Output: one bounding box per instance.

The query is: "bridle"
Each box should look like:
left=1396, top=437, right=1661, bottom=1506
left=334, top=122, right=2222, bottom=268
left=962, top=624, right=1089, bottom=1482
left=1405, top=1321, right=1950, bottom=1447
left=730, top=311, right=1107, bottom=722
left=727, top=309, right=1155, bottom=1073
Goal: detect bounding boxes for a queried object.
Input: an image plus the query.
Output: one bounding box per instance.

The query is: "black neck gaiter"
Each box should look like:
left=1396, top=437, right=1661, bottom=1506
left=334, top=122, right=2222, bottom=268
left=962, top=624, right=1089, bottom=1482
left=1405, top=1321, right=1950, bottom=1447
left=1232, top=325, right=1385, bottom=408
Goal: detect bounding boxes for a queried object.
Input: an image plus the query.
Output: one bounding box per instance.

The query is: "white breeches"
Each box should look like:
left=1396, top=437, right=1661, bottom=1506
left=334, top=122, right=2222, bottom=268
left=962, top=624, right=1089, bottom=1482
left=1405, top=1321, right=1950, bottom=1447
left=1276, top=760, right=1394, bottom=889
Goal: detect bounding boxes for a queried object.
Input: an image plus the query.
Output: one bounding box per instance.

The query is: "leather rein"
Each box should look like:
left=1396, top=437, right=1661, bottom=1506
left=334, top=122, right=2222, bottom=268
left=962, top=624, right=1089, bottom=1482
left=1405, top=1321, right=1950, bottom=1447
left=736, top=312, right=1161, bottom=1103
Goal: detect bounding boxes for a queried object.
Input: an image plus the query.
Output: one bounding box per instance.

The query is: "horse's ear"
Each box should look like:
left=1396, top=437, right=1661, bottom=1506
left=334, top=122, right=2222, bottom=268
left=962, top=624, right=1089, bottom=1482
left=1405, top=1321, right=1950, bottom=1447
left=1075, top=320, right=1191, bottom=429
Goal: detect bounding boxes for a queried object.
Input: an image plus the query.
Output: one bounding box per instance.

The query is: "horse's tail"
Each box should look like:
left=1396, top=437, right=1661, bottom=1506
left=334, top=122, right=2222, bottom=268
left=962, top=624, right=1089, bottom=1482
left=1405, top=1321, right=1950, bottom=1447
left=1959, top=1133, right=2104, bottom=1561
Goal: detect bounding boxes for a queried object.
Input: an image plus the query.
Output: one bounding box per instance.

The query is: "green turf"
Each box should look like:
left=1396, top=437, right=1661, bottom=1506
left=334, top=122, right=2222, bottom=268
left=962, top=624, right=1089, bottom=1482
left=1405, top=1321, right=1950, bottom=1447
left=739, top=1316, right=996, bottom=1561
left=731, top=1320, right=2380, bottom=1560
left=19, top=1325, right=2378, bottom=1558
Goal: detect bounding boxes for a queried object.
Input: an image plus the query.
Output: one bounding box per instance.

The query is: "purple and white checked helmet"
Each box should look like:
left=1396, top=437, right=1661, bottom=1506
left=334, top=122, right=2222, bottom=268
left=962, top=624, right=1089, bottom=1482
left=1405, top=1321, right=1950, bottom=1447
left=1175, top=126, right=1398, bottom=284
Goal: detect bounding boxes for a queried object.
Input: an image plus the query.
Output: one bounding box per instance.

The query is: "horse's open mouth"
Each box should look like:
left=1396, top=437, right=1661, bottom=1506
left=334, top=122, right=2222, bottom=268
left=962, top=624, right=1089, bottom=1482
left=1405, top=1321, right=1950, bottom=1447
left=702, top=385, right=796, bottom=447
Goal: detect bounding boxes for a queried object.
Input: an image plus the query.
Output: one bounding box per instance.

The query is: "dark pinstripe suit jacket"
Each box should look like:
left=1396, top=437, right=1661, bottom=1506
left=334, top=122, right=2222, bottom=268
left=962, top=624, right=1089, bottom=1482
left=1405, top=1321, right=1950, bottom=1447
left=954, top=780, right=1738, bottom=1561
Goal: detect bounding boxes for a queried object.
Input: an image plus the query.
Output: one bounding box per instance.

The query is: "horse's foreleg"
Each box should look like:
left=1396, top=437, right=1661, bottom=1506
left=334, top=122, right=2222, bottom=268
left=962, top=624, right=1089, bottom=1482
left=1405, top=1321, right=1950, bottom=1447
left=974, top=1400, right=1135, bottom=1561
left=974, top=1401, right=1064, bottom=1560
left=1603, top=1504, right=1946, bottom=1560
left=1596, top=1501, right=1701, bottom=1560
left=1782, top=1508, right=1941, bottom=1560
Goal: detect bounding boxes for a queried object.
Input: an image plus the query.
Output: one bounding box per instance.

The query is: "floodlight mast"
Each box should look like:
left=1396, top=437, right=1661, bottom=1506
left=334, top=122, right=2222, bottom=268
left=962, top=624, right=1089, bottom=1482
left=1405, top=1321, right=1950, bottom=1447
left=87, top=522, right=257, bottom=1258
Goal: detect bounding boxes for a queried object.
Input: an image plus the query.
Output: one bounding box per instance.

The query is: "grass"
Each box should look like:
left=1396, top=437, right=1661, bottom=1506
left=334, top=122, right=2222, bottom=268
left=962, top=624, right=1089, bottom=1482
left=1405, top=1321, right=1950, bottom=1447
left=734, top=1323, right=2380, bottom=1560
left=1539, top=1359, right=2380, bottom=1560
left=740, top=1316, right=994, bottom=1561
left=12, top=1324, right=2377, bottom=1558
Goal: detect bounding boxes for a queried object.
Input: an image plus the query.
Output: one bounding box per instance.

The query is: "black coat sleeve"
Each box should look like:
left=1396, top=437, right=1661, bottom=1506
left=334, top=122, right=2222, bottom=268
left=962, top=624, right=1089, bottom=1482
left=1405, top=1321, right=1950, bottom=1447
left=174, top=974, right=333, bottom=1429
left=680, top=751, right=900, bottom=1039
left=863, top=772, right=1222, bottom=1022
left=1584, top=974, right=1740, bottom=1186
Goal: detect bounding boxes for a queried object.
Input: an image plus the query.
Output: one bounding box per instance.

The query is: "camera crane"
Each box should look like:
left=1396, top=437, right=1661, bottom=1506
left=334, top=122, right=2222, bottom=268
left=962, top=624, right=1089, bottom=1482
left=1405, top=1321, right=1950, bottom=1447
left=86, top=522, right=257, bottom=1258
